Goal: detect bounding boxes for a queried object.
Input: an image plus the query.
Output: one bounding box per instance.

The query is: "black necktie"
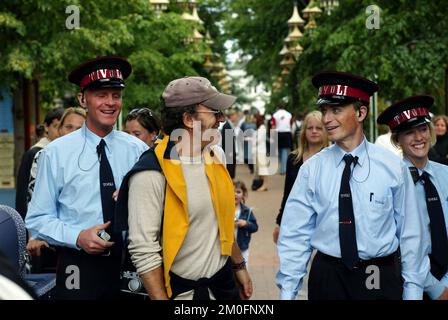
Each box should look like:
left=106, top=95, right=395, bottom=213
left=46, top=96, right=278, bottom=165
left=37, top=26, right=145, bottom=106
left=97, top=139, right=116, bottom=234
left=418, top=171, right=448, bottom=279
left=339, top=154, right=359, bottom=270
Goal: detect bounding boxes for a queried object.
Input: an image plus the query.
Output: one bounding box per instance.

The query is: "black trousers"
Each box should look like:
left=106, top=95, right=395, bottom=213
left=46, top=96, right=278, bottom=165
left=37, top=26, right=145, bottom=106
left=54, top=247, right=121, bottom=300
left=226, top=163, right=236, bottom=179
left=308, top=251, right=403, bottom=300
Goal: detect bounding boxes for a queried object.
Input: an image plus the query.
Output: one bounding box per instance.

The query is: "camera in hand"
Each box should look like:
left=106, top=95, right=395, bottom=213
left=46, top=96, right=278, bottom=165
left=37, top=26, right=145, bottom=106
left=121, top=270, right=145, bottom=294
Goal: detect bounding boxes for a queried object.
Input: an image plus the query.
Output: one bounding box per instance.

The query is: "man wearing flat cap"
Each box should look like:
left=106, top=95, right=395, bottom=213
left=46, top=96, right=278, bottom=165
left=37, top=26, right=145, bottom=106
left=26, top=56, right=148, bottom=299
left=115, top=76, right=252, bottom=300
left=276, top=71, right=429, bottom=300
left=378, top=95, right=448, bottom=300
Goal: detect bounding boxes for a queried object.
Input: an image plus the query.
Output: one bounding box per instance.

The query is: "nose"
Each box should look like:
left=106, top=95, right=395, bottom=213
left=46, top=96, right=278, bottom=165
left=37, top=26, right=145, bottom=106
left=414, top=131, right=424, bottom=141
left=105, top=94, right=114, bottom=106
left=322, top=112, right=332, bottom=125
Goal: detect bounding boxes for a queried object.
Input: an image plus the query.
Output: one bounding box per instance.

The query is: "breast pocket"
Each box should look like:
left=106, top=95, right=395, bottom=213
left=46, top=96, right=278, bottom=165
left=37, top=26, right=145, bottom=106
left=371, top=195, right=391, bottom=209
left=368, top=194, right=393, bottom=237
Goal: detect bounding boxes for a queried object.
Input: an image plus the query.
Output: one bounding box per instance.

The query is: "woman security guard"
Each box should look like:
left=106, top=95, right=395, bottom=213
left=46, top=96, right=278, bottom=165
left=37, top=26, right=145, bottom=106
left=378, top=95, right=448, bottom=300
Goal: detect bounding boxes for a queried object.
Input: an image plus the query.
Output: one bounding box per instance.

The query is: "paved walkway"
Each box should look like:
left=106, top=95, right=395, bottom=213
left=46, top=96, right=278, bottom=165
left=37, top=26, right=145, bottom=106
left=234, top=164, right=309, bottom=300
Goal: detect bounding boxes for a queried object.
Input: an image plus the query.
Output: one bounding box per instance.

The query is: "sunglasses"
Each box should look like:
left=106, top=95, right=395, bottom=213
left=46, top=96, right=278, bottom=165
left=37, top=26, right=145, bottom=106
left=129, top=107, right=153, bottom=117
left=195, top=110, right=224, bottom=117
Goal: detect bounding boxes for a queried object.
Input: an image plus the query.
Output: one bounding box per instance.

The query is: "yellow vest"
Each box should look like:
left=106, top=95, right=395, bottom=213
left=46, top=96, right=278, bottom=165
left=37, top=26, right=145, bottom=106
left=154, top=135, right=235, bottom=297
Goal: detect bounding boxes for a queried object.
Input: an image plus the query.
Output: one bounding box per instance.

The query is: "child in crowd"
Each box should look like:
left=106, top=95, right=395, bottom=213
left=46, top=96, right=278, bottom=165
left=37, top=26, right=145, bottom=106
left=234, top=180, right=259, bottom=266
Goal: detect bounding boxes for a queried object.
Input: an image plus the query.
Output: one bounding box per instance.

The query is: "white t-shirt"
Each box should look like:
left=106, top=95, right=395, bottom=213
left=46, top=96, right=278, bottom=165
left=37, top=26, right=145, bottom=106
left=374, top=132, right=401, bottom=156
left=272, top=109, right=292, bottom=132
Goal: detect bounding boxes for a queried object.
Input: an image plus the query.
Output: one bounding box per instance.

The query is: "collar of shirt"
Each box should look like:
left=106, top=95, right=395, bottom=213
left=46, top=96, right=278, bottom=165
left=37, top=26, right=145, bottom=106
left=83, top=123, right=115, bottom=154
left=403, top=158, right=435, bottom=179
left=331, top=136, right=368, bottom=168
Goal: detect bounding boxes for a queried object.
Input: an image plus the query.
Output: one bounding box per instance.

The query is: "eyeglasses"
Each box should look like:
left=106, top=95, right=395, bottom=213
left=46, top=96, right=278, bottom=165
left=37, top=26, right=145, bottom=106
left=195, top=110, right=224, bottom=117
left=129, top=107, right=153, bottom=117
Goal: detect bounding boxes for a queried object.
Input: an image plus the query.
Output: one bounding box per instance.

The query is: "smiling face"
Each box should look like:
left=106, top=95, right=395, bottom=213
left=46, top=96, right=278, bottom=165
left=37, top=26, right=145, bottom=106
left=397, top=124, right=431, bottom=167
left=80, top=88, right=122, bottom=137
left=191, top=104, right=225, bottom=149
left=320, top=103, right=365, bottom=150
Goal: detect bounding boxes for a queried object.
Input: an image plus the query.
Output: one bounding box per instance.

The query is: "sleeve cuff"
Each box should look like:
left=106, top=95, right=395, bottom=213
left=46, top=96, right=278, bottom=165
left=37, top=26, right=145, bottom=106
left=402, top=284, right=423, bottom=300
left=279, top=289, right=297, bottom=300
left=65, top=227, right=83, bottom=250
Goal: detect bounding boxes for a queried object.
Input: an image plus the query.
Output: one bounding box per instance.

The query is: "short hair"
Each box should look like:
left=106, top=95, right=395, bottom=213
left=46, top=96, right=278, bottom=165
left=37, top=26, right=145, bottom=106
left=391, top=122, right=436, bottom=148
left=44, top=107, right=64, bottom=126
left=59, top=107, right=86, bottom=129
left=35, top=124, right=45, bottom=138
left=160, top=98, right=196, bottom=135
left=125, top=108, right=161, bottom=134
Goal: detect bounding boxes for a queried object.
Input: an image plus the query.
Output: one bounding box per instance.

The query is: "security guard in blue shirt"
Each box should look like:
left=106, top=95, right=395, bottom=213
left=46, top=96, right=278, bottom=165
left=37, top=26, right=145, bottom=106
left=378, top=95, right=448, bottom=300
left=276, top=71, right=430, bottom=300
left=26, top=56, right=148, bottom=299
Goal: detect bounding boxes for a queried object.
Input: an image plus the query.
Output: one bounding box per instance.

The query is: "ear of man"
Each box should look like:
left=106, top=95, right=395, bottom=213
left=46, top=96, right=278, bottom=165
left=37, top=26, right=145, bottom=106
left=357, top=105, right=368, bottom=122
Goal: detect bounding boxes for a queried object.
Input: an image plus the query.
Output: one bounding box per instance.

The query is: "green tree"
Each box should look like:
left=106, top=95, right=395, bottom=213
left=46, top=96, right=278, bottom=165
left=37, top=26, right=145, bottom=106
left=0, top=0, right=214, bottom=112
left=224, top=0, right=448, bottom=115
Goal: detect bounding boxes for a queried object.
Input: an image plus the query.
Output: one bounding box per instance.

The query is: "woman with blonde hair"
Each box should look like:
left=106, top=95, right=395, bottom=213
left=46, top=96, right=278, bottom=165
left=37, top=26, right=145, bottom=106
left=273, top=110, right=329, bottom=243
left=378, top=95, right=448, bottom=300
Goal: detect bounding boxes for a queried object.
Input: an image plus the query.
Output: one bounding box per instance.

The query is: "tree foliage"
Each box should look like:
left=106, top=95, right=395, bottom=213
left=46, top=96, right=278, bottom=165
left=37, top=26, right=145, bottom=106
left=0, top=0, right=215, bottom=112
left=224, top=0, right=448, bottom=115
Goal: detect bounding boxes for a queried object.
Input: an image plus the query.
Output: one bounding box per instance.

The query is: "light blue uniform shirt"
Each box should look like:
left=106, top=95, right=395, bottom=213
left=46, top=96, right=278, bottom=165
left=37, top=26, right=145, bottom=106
left=403, top=159, right=448, bottom=299
left=276, top=137, right=430, bottom=300
left=25, top=123, right=148, bottom=249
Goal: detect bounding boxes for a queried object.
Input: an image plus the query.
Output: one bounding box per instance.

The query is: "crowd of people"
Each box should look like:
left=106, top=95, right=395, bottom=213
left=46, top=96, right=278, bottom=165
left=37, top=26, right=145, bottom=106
left=4, top=55, right=448, bottom=301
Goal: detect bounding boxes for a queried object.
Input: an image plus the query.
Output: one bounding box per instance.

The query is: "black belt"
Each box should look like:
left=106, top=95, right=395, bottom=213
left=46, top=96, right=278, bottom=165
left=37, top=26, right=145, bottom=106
left=169, top=258, right=240, bottom=300
left=317, top=251, right=398, bottom=269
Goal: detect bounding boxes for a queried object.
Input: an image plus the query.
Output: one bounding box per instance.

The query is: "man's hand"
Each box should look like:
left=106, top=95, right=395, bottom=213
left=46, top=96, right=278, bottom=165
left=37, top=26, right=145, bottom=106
left=273, top=225, right=280, bottom=244
left=26, top=239, right=49, bottom=257
left=234, top=268, right=253, bottom=300
left=76, top=221, right=114, bottom=254
left=437, top=287, right=448, bottom=300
